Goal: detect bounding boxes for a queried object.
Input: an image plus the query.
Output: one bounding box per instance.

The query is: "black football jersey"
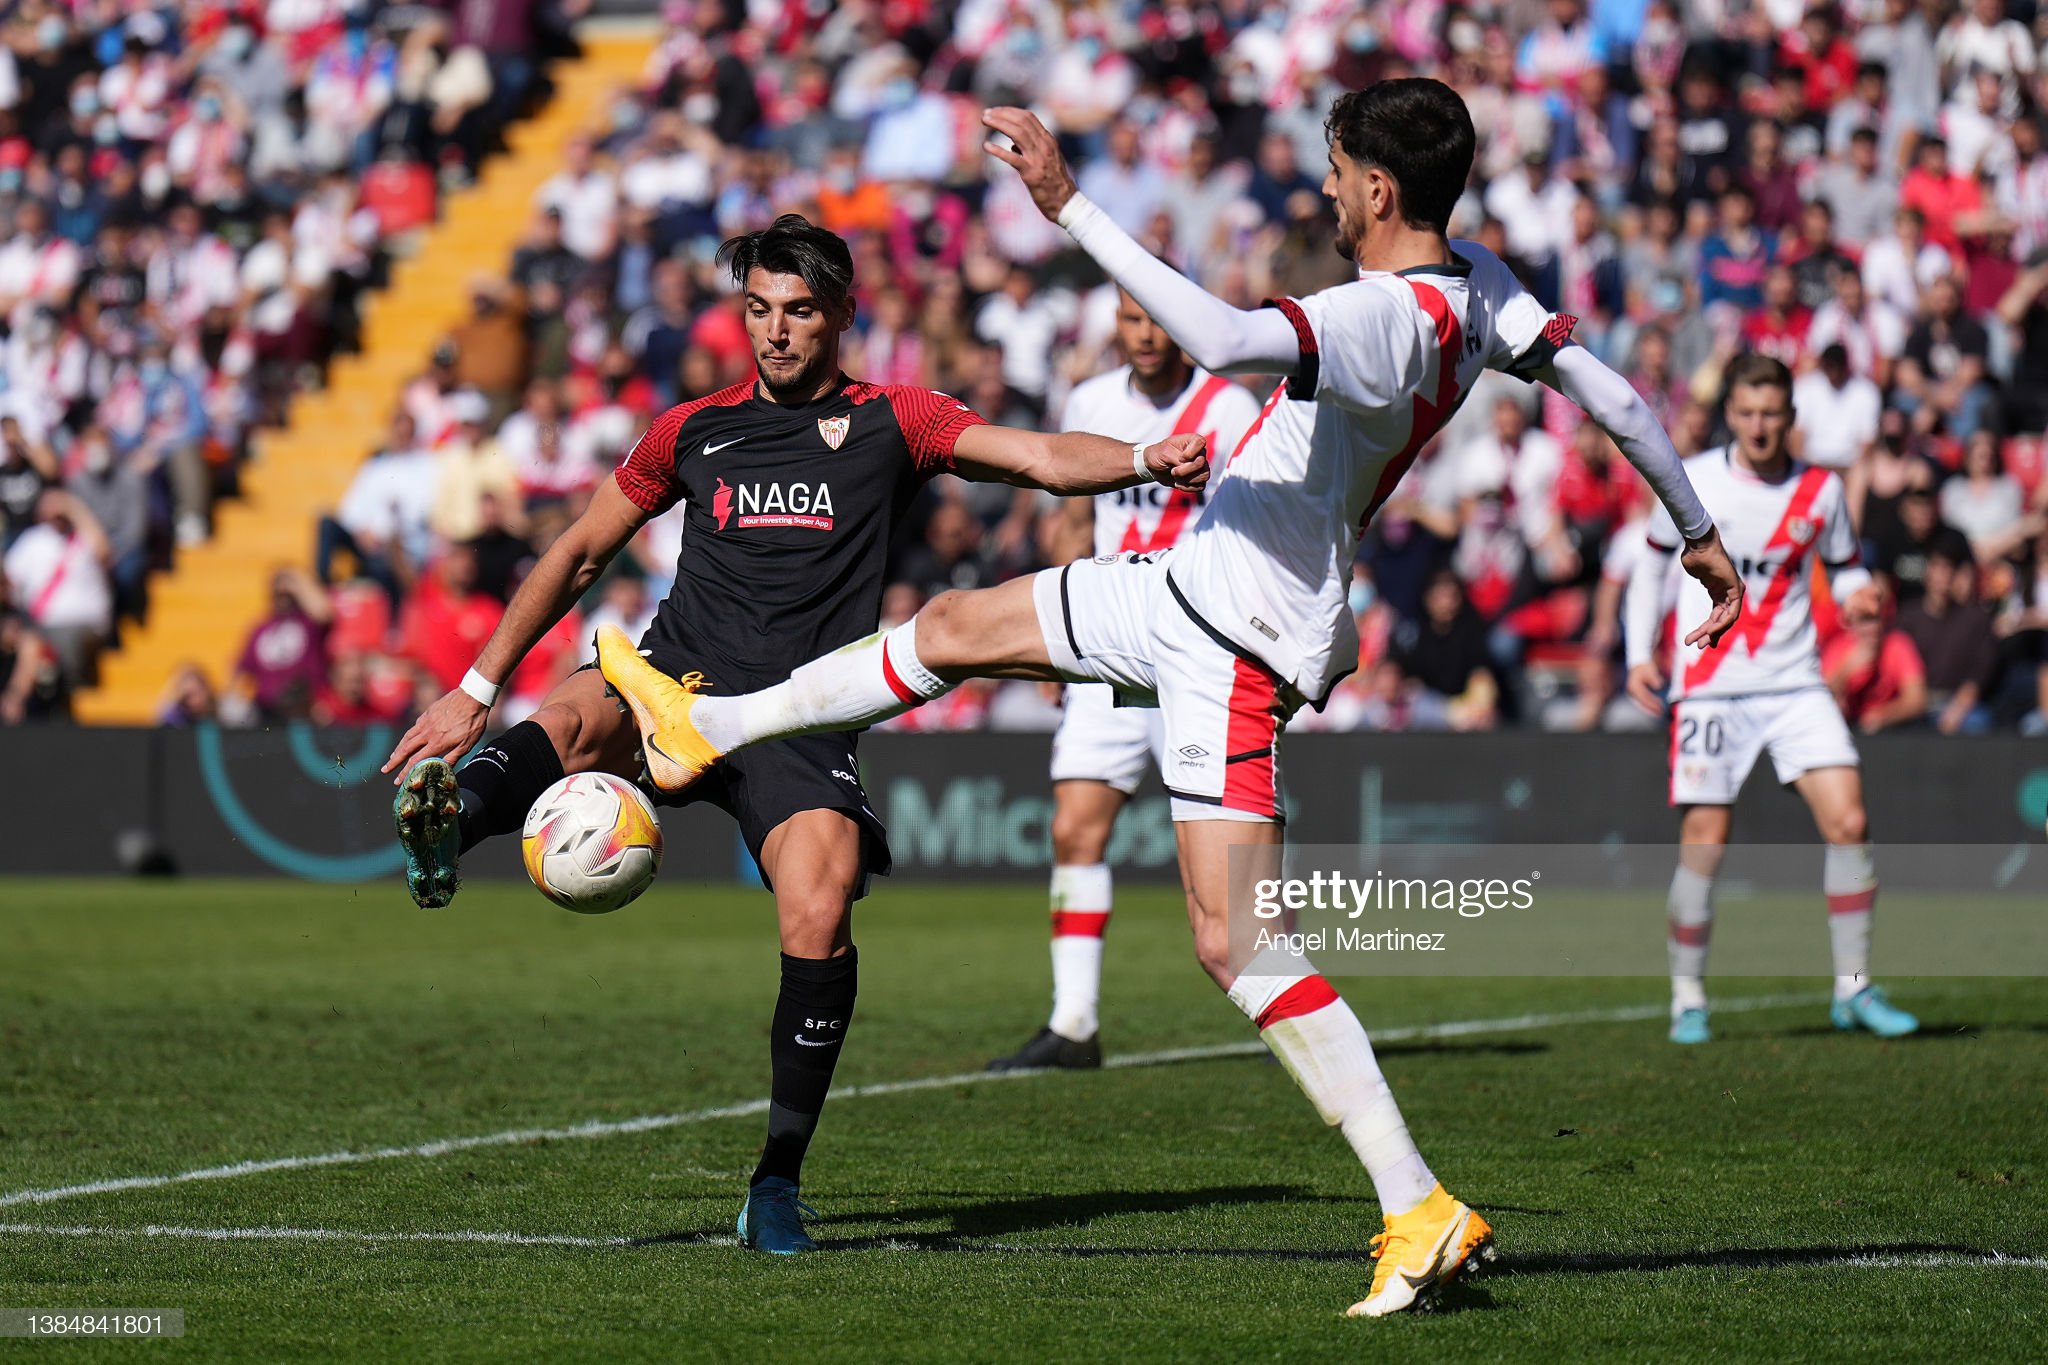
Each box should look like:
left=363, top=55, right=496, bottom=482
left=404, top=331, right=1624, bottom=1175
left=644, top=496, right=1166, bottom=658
left=613, top=374, right=986, bottom=690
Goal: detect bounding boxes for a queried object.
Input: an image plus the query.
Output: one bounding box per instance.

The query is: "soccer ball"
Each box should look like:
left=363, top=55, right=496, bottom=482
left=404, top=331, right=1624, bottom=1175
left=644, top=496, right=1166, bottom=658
left=520, top=772, right=663, bottom=914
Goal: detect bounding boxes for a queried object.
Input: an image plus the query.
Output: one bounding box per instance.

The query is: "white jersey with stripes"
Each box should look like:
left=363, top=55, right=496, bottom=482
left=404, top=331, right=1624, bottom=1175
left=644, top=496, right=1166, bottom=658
left=1166, top=241, right=1577, bottom=702
left=1060, top=365, right=1263, bottom=558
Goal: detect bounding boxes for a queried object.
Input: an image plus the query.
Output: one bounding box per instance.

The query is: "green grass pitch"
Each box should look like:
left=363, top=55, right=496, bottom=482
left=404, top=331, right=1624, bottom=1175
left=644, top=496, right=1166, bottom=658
left=1, top=878, right=2043, bottom=1361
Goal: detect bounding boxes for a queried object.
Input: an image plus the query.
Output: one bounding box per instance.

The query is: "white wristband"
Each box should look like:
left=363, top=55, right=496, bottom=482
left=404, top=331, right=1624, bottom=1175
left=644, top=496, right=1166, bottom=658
left=1132, top=440, right=1152, bottom=483
left=1055, top=191, right=1092, bottom=231
left=459, top=668, right=500, bottom=708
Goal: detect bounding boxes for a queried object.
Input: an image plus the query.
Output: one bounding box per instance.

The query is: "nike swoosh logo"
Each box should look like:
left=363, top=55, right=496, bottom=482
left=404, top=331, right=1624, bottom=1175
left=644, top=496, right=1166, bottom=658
left=793, top=1035, right=839, bottom=1048
left=704, top=437, right=745, bottom=454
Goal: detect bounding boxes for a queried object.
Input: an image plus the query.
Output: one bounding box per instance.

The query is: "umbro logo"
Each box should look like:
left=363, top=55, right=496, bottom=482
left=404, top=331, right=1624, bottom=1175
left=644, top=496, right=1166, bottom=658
left=1179, top=745, right=1209, bottom=760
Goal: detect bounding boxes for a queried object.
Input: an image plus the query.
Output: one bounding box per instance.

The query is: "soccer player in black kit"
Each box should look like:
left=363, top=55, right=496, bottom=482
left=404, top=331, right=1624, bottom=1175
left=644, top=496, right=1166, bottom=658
left=379, top=215, right=1209, bottom=1254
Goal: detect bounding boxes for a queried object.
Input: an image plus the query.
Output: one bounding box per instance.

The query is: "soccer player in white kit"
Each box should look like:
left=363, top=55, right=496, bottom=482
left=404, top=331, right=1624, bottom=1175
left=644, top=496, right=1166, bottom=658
left=988, top=287, right=1263, bottom=1073
left=1624, top=354, right=1921, bottom=1045
left=596, top=81, right=1745, bottom=1317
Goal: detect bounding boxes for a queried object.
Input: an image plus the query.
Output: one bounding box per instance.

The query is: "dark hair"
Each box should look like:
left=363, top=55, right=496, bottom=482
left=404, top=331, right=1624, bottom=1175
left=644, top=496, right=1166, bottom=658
left=1323, top=79, right=1475, bottom=235
left=1724, top=352, right=1793, bottom=396
left=717, top=214, right=855, bottom=314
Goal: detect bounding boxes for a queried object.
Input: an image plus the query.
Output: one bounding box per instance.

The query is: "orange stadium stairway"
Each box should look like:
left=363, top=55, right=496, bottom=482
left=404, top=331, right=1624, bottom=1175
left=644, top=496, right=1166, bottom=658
left=73, top=28, right=657, bottom=725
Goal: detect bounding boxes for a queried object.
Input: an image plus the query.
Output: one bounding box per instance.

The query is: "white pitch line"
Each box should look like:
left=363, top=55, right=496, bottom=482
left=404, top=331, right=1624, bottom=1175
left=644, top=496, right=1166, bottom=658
left=0, top=992, right=1821, bottom=1211
left=1, top=1223, right=2042, bottom=1273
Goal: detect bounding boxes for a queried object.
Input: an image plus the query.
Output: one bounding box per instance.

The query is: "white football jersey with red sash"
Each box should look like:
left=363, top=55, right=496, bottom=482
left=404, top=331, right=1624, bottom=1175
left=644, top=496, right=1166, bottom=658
left=1166, top=241, right=1578, bottom=702
left=1059, top=365, right=1263, bottom=557
left=1643, top=447, right=1862, bottom=701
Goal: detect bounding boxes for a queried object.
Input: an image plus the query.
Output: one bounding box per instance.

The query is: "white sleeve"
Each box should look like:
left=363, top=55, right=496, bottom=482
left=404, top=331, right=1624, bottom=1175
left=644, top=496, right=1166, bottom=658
left=1622, top=525, right=1677, bottom=670
left=1818, top=474, right=1873, bottom=598
left=1538, top=345, right=1713, bottom=542
left=1057, top=193, right=1302, bottom=376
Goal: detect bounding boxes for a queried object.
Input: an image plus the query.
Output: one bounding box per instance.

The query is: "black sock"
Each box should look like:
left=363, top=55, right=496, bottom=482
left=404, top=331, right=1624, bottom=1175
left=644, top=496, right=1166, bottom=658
left=752, top=948, right=858, bottom=1187
left=454, top=720, right=565, bottom=853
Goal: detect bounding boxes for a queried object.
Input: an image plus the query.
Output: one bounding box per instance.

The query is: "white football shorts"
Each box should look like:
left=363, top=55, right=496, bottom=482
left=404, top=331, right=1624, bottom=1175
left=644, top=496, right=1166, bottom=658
left=1032, top=549, right=1295, bottom=822
left=1667, top=686, right=1859, bottom=807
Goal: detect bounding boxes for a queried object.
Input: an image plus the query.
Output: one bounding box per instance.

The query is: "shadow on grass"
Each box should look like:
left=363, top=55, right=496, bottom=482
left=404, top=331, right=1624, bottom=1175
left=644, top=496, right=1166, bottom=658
left=1766, top=1022, right=1979, bottom=1041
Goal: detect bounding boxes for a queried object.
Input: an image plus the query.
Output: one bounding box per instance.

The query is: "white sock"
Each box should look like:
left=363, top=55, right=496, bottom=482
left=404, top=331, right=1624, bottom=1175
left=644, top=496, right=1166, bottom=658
left=1047, top=863, right=1110, bottom=1040
left=692, top=618, right=952, bottom=752
left=1227, top=973, right=1437, bottom=1216
left=1825, top=843, right=1877, bottom=1000
left=1667, top=864, right=1715, bottom=1015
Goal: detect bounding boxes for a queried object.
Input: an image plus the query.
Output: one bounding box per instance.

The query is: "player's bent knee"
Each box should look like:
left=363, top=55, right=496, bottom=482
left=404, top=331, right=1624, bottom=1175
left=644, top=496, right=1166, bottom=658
left=1824, top=807, right=1869, bottom=846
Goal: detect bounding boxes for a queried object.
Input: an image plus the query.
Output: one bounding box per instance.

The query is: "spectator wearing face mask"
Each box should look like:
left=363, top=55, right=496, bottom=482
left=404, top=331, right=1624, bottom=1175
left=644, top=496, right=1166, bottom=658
left=1897, top=544, right=1998, bottom=734
left=64, top=424, right=147, bottom=625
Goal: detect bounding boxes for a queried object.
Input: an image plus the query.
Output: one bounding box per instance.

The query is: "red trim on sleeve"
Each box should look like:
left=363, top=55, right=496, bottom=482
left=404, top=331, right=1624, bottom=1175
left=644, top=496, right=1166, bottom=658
left=880, top=385, right=988, bottom=476
left=611, top=381, right=754, bottom=514
left=1259, top=297, right=1319, bottom=400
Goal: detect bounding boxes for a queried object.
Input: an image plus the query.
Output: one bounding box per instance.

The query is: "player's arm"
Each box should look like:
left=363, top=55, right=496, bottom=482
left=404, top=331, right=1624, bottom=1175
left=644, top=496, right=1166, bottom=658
left=1528, top=344, right=1742, bottom=648
left=382, top=476, right=651, bottom=780
left=1049, top=495, right=1094, bottom=563
left=950, top=422, right=1209, bottom=495
left=1816, top=481, right=1880, bottom=620
left=1621, top=520, right=1679, bottom=715
left=982, top=107, right=1303, bottom=377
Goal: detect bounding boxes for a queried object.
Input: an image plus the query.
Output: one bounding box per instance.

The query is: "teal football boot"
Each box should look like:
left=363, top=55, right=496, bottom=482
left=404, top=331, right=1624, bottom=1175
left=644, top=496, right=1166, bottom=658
left=1668, top=1007, right=1712, bottom=1045
left=1831, top=985, right=1919, bottom=1038
left=737, top=1177, right=819, bottom=1254
left=394, top=757, right=462, bottom=908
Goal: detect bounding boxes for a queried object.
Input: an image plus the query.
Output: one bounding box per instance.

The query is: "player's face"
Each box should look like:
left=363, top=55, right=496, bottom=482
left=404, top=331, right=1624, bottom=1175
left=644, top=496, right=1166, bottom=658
left=1723, top=381, right=1793, bottom=465
left=1114, top=291, right=1182, bottom=382
left=742, top=267, right=852, bottom=401
left=1324, top=144, right=1377, bottom=262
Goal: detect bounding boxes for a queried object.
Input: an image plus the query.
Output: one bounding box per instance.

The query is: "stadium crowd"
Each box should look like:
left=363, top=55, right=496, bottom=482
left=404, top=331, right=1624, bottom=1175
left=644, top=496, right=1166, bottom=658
left=7, top=0, right=2048, bottom=739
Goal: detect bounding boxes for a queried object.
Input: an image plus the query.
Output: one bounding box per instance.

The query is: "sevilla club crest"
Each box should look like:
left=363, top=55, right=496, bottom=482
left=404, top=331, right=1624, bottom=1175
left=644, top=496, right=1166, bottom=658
left=818, top=416, right=850, bottom=450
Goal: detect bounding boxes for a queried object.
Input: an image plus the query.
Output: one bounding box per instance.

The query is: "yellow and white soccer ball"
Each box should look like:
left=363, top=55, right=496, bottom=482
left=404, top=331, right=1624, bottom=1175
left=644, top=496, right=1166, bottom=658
left=520, top=772, right=663, bottom=914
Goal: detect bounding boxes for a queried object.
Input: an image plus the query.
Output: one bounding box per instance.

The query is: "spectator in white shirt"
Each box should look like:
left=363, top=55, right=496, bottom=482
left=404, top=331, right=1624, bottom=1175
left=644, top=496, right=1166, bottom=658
left=1794, top=344, right=1884, bottom=470
left=1484, top=148, right=1580, bottom=276
left=315, top=411, right=439, bottom=604
left=1861, top=206, right=1952, bottom=319
left=538, top=135, right=620, bottom=262
left=974, top=263, right=1069, bottom=409
left=3, top=488, right=111, bottom=683
left=1807, top=268, right=1909, bottom=387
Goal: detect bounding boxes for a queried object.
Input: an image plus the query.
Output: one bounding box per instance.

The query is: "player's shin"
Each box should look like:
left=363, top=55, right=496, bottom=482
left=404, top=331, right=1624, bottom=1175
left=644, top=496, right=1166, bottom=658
left=455, top=720, right=565, bottom=853
left=1048, top=863, right=1111, bottom=1039
left=1667, top=863, right=1716, bottom=1014
left=1227, top=972, right=1438, bottom=1216
left=754, top=949, right=859, bottom=1187
left=1825, top=843, right=1877, bottom=1000
left=694, top=619, right=954, bottom=753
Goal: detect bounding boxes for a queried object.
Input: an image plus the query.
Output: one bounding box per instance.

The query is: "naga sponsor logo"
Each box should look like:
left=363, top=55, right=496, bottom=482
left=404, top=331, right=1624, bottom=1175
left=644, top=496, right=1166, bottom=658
left=712, top=476, right=836, bottom=531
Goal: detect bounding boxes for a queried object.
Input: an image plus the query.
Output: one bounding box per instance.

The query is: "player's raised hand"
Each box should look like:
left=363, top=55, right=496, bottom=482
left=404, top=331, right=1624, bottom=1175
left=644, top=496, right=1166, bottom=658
left=982, top=107, right=1078, bottom=222
left=382, top=689, right=490, bottom=784
left=1144, top=432, right=1209, bottom=491
left=1678, top=527, right=1744, bottom=648
left=1625, top=660, right=1668, bottom=716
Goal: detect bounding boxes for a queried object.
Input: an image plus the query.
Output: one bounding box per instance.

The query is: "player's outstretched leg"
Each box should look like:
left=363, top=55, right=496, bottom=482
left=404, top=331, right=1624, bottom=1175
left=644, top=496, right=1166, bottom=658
left=396, top=720, right=567, bottom=908
left=394, top=757, right=462, bottom=908
left=601, top=580, right=1053, bottom=795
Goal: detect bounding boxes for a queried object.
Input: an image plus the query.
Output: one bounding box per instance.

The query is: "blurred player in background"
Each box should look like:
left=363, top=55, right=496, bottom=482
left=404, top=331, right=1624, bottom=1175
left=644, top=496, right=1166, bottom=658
left=593, top=82, right=1744, bottom=1316
left=380, top=215, right=1209, bottom=1255
left=988, top=289, right=1261, bottom=1073
left=1626, top=353, right=1920, bottom=1045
